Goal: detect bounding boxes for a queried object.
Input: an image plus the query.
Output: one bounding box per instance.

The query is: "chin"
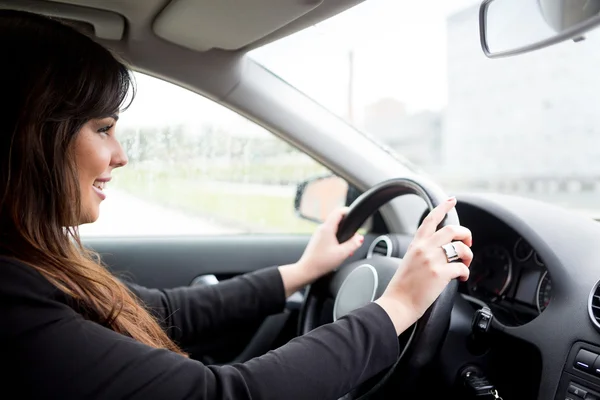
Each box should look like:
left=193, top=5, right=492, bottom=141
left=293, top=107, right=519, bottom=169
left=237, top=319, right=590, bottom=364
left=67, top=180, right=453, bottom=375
left=78, top=209, right=100, bottom=225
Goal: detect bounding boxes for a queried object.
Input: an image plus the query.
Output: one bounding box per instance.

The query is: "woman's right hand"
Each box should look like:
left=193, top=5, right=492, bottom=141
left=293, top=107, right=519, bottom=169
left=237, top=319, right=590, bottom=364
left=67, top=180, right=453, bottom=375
left=375, top=197, right=473, bottom=335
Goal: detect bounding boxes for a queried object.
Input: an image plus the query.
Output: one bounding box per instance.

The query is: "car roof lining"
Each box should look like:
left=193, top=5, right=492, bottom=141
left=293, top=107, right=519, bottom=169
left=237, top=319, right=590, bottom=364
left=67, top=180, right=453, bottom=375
left=10, top=0, right=366, bottom=52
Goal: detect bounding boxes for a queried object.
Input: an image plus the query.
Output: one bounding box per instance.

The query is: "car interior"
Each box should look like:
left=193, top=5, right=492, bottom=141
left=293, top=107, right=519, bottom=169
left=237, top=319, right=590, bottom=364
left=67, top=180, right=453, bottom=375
left=5, top=0, right=600, bottom=399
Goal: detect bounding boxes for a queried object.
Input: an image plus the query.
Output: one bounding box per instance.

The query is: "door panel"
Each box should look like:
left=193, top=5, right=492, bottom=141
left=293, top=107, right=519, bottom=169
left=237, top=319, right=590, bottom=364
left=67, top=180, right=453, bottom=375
left=85, top=235, right=310, bottom=288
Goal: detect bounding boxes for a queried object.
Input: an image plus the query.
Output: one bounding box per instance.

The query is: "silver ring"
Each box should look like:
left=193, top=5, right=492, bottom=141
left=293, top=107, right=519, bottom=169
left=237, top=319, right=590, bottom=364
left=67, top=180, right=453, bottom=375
left=442, top=243, right=460, bottom=263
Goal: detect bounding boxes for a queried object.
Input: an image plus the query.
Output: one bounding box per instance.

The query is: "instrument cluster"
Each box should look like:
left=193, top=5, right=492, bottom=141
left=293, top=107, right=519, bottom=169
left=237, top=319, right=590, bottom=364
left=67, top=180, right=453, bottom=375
left=462, top=237, right=551, bottom=326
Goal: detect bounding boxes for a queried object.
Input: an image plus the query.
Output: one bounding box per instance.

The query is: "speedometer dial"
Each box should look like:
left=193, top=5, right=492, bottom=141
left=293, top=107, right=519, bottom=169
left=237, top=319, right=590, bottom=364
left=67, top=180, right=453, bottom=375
left=536, top=271, right=552, bottom=313
left=467, top=245, right=513, bottom=301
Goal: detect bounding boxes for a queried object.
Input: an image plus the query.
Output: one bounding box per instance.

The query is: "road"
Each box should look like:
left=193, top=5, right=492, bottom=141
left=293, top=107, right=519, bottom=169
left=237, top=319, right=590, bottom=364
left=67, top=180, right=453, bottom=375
left=79, top=189, right=241, bottom=237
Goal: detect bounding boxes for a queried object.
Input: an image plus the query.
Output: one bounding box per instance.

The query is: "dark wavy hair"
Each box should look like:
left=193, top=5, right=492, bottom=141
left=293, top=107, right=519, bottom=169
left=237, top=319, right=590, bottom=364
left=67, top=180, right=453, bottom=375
left=0, top=9, right=185, bottom=355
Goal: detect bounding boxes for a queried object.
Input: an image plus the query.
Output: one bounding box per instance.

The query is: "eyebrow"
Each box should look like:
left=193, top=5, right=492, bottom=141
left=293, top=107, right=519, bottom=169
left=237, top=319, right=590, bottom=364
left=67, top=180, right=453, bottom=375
left=99, top=114, right=119, bottom=122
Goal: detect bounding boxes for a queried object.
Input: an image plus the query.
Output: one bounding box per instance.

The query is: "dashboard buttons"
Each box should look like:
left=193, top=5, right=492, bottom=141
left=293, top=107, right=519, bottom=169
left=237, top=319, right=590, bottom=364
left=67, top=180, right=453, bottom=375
left=568, top=383, right=588, bottom=397
left=575, top=349, right=598, bottom=373
left=593, top=356, right=600, bottom=377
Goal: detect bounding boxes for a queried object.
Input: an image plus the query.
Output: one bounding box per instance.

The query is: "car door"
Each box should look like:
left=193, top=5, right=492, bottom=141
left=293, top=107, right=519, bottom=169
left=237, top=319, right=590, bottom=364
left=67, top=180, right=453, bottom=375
left=79, top=71, right=359, bottom=364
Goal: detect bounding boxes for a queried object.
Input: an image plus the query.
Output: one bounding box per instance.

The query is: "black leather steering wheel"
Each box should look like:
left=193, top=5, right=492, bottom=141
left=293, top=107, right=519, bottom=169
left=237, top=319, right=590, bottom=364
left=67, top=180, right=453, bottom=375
left=298, top=177, right=459, bottom=399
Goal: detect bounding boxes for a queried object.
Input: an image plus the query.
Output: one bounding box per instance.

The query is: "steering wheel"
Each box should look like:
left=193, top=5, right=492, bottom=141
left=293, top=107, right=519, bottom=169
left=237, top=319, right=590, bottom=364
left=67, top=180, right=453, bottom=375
left=298, top=177, right=459, bottom=399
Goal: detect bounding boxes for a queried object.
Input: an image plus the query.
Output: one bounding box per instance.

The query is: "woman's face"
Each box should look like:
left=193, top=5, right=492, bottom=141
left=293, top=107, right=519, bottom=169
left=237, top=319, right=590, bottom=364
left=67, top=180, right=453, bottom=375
left=72, top=116, right=127, bottom=225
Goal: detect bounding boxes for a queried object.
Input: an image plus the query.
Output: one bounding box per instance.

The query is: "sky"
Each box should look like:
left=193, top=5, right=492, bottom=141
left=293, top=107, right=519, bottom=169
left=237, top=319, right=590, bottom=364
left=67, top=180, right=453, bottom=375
left=119, top=0, right=482, bottom=130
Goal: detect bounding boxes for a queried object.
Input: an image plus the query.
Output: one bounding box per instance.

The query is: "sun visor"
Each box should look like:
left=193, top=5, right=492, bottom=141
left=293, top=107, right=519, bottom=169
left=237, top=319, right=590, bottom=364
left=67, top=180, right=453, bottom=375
left=153, top=0, right=323, bottom=51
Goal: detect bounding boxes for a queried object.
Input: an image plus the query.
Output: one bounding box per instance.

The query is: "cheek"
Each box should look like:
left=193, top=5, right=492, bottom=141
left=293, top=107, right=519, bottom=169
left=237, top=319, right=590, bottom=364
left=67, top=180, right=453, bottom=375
left=74, top=137, right=112, bottom=180
left=89, top=150, right=111, bottom=173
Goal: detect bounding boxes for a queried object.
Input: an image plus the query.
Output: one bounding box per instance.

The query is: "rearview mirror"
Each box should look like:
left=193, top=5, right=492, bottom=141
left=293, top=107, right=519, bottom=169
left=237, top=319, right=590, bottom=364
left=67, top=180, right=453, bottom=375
left=480, top=0, right=600, bottom=58
left=294, top=175, right=358, bottom=224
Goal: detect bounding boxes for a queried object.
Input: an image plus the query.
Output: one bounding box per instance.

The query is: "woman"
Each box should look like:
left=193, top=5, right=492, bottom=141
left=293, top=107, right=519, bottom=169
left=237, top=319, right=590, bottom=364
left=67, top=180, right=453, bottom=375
left=0, top=9, right=473, bottom=400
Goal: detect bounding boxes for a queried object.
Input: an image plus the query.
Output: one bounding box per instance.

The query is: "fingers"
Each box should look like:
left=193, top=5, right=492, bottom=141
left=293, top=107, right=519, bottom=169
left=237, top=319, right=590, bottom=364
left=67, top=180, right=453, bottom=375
left=323, top=206, right=350, bottom=230
left=447, top=262, right=470, bottom=282
left=430, top=225, right=473, bottom=248
left=341, top=232, right=364, bottom=256
left=415, top=197, right=457, bottom=239
left=447, top=241, right=473, bottom=267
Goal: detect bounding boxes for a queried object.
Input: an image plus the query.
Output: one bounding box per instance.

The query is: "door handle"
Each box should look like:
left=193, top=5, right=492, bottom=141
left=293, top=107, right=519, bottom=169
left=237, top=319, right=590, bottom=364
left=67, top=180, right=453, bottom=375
left=190, top=274, right=219, bottom=286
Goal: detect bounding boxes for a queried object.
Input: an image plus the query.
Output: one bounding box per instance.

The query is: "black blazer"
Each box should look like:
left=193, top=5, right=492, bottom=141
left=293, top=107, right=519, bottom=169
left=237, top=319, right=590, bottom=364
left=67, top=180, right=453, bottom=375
left=0, top=257, right=399, bottom=399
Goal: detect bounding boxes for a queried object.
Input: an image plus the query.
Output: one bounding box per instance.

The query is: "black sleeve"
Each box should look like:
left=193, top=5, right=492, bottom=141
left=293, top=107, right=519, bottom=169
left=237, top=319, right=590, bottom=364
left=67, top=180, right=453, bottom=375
left=125, top=266, right=286, bottom=347
left=2, top=262, right=400, bottom=400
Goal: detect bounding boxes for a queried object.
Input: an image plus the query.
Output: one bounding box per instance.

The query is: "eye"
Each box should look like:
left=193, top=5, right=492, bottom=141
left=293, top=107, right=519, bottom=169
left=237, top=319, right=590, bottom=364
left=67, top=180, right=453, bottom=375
left=97, top=124, right=114, bottom=135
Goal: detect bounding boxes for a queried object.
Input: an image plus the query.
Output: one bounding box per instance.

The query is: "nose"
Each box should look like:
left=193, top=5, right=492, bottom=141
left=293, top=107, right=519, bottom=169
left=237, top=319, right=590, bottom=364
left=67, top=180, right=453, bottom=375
left=111, top=137, right=128, bottom=168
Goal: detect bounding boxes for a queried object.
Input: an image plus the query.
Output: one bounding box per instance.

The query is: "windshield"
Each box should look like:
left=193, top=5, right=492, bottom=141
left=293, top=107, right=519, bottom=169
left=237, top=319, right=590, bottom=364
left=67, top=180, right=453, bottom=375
left=250, top=0, right=600, bottom=216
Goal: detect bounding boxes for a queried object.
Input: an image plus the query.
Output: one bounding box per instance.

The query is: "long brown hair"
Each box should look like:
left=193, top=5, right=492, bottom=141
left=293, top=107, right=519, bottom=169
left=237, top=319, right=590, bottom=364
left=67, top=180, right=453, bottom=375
left=0, top=9, right=185, bottom=355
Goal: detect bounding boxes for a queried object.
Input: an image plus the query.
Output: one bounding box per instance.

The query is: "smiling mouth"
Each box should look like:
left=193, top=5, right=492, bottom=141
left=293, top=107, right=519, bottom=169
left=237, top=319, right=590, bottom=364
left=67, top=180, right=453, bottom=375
left=93, top=181, right=106, bottom=191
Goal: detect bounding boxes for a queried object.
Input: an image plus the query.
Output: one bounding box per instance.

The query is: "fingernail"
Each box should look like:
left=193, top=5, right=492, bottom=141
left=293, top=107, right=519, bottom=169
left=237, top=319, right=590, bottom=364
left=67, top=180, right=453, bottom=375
left=359, top=236, right=364, bottom=243
left=447, top=196, right=456, bottom=202
left=350, top=252, right=354, bottom=257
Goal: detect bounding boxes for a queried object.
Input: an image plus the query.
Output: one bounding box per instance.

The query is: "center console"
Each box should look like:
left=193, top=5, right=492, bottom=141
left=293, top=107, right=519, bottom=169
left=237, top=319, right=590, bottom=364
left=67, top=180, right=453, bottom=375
left=556, top=342, right=600, bottom=400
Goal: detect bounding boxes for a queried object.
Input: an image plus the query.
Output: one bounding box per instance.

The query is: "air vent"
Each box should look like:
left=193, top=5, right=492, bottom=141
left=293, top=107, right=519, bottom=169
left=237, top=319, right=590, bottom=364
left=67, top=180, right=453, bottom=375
left=589, top=281, right=600, bottom=330
left=367, top=235, right=393, bottom=258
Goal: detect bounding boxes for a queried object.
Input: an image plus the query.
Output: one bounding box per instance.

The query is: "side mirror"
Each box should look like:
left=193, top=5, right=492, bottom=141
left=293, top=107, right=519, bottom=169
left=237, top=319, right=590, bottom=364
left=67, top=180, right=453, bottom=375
left=479, top=0, right=600, bottom=58
left=294, top=175, right=359, bottom=224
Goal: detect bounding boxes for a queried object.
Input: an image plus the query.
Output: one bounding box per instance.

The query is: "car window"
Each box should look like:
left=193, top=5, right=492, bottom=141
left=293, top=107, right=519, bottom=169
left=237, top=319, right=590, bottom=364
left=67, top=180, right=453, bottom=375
left=78, top=72, right=332, bottom=237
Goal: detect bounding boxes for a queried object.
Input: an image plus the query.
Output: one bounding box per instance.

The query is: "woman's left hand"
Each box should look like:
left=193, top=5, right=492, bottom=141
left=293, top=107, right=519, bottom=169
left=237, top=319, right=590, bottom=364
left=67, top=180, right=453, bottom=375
left=298, top=207, right=364, bottom=279
left=278, top=207, right=364, bottom=297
